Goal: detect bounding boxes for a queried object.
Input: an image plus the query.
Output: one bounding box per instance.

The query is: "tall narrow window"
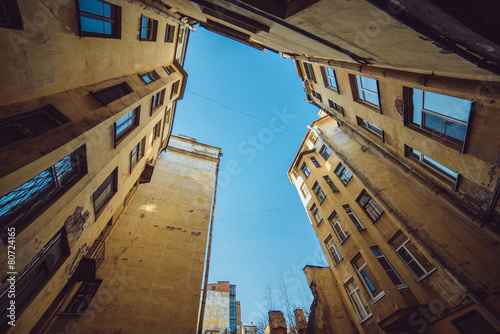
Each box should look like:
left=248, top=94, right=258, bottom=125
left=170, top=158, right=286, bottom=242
left=93, top=169, right=117, bottom=216
left=140, top=15, right=158, bottom=41
left=0, top=0, right=23, bottom=30
left=321, top=67, right=338, bottom=91
left=170, top=81, right=180, bottom=99
left=310, top=157, right=321, bottom=168
left=323, top=176, right=338, bottom=193
left=312, top=91, right=322, bottom=102
left=310, top=204, right=322, bottom=225
left=406, top=146, right=459, bottom=183
left=319, top=145, right=331, bottom=161
left=164, top=66, right=176, bottom=75
left=390, top=232, right=435, bottom=280
left=353, top=75, right=380, bottom=108
left=93, top=82, right=132, bottom=106
left=328, top=212, right=349, bottom=243
left=325, top=235, right=342, bottom=265
left=78, top=0, right=121, bottom=38
left=301, top=163, right=311, bottom=179
left=151, top=89, right=165, bottom=114
left=356, top=117, right=384, bottom=141
left=371, top=247, right=406, bottom=288
left=0, top=229, right=69, bottom=329
left=140, top=71, right=160, bottom=84
left=114, top=107, right=140, bottom=146
left=61, top=280, right=102, bottom=315
left=0, top=105, right=70, bottom=150
left=353, top=255, right=385, bottom=301
left=343, top=205, right=365, bottom=230
left=303, top=63, right=316, bottom=83
left=328, top=100, right=344, bottom=115
left=345, top=279, right=372, bottom=322
left=357, top=190, right=384, bottom=222
left=130, top=139, right=144, bottom=173
left=335, top=164, right=352, bottom=186
left=152, top=121, right=161, bottom=142
left=0, top=146, right=87, bottom=232
left=165, top=24, right=175, bottom=42
left=300, top=183, right=309, bottom=198
left=409, top=88, right=473, bottom=146
left=312, top=182, right=326, bottom=203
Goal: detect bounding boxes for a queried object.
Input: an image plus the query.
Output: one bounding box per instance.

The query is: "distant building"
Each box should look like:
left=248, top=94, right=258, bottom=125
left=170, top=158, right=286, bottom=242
left=242, top=322, right=258, bottom=334
left=203, top=281, right=242, bottom=333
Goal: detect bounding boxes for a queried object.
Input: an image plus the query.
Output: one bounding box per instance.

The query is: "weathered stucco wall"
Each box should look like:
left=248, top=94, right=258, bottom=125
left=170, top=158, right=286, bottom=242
left=203, top=290, right=230, bottom=333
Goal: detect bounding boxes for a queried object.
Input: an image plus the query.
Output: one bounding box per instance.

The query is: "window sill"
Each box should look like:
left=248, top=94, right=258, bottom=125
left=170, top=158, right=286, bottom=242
left=359, top=314, right=373, bottom=324
left=397, top=285, right=409, bottom=290
left=354, top=99, right=381, bottom=114
left=406, top=124, right=463, bottom=153
left=371, top=292, right=386, bottom=305
left=416, top=268, right=437, bottom=283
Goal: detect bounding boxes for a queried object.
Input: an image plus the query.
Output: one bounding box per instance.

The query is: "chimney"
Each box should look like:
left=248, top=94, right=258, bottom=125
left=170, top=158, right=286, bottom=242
left=294, top=309, right=307, bottom=334
left=268, top=311, right=287, bottom=334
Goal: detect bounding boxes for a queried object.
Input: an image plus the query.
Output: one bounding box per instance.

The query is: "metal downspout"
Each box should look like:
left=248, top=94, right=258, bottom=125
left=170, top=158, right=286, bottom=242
left=197, top=157, right=221, bottom=334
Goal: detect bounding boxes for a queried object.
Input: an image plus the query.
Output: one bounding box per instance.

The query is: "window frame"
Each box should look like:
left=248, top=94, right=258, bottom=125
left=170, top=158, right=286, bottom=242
left=312, top=91, right=322, bottom=102
left=301, top=163, right=311, bottom=179
left=151, top=89, right=166, bottom=115
left=328, top=211, right=349, bottom=244
left=371, top=246, right=406, bottom=289
left=343, top=205, right=365, bottom=231
left=451, top=310, right=499, bottom=334
left=319, top=145, right=331, bottom=161
left=312, top=182, right=326, bottom=204
left=357, top=190, right=384, bottom=222
left=405, top=145, right=459, bottom=187
left=352, top=254, right=385, bottom=302
left=114, top=107, right=140, bottom=148
left=92, top=82, right=132, bottom=106
left=130, top=138, right=144, bottom=173
left=335, top=163, right=353, bottom=186
left=405, top=87, right=474, bottom=153
left=60, top=279, right=103, bottom=316
left=328, top=100, right=344, bottom=116
left=303, top=62, right=316, bottom=83
left=390, top=232, right=436, bottom=281
left=0, top=146, right=87, bottom=237
left=310, top=157, right=321, bottom=168
left=170, top=81, right=180, bottom=99
left=77, top=0, right=122, bottom=39
left=351, top=74, right=381, bottom=111
left=93, top=168, right=118, bottom=217
left=356, top=116, right=384, bottom=142
left=324, top=234, right=343, bottom=266
left=323, top=176, right=338, bottom=193
left=140, top=15, right=158, bottom=41
left=310, top=203, right=323, bottom=225
left=165, top=23, right=176, bottom=43
left=300, top=182, right=309, bottom=198
left=139, top=71, right=160, bottom=84
left=345, top=278, right=372, bottom=322
left=321, top=66, right=339, bottom=92
left=164, top=66, right=176, bottom=75
left=152, top=120, right=162, bottom=143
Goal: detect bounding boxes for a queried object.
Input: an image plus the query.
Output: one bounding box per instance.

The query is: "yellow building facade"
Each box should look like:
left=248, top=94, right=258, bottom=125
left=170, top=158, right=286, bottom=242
left=288, top=59, right=500, bottom=333
left=0, top=1, right=217, bottom=333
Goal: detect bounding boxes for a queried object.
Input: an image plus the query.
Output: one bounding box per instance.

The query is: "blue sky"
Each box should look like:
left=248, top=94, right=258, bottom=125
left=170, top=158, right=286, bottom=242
left=173, top=27, right=326, bottom=325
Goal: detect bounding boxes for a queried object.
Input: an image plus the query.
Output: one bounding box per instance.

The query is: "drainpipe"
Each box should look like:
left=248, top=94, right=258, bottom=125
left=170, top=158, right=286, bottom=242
left=197, top=155, right=221, bottom=334
left=306, top=123, right=500, bottom=328
left=282, top=53, right=500, bottom=99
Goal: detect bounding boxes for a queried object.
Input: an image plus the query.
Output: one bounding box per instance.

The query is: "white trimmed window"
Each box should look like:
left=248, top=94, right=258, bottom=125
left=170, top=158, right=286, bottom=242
left=325, top=234, right=342, bottom=265
left=353, top=255, right=385, bottom=301
left=328, top=212, right=349, bottom=243
left=345, top=279, right=372, bottom=322
left=343, top=205, right=365, bottom=230
left=390, top=232, right=435, bottom=281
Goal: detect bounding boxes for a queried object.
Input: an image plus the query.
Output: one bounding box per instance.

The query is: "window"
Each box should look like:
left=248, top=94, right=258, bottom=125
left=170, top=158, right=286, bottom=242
left=114, top=107, right=139, bottom=146
left=310, top=204, right=322, bottom=225
left=321, top=67, right=338, bottom=91
left=323, top=176, right=338, bottom=193
left=319, top=145, right=331, bottom=161
left=0, top=146, right=87, bottom=232
left=0, top=0, right=22, bottom=30
left=409, top=88, right=473, bottom=147
left=165, top=24, right=175, bottom=42
left=452, top=310, right=498, bottom=334
left=353, top=255, right=384, bottom=301
left=211, top=286, right=215, bottom=290
left=310, top=157, right=321, bottom=168
left=140, top=15, right=158, bottom=41
left=140, top=71, right=160, bottom=84
left=390, top=232, right=435, bottom=280
left=335, top=164, right=352, bottom=186
left=343, top=205, right=365, bottom=230
left=170, top=81, right=180, bottom=99
left=303, top=62, right=316, bottom=82
left=153, top=121, right=161, bottom=142
left=356, top=117, right=384, bottom=141
left=164, top=66, right=176, bottom=75
left=61, top=280, right=102, bottom=315
left=151, top=89, right=165, bottom=114
left=328, top=100, right=344, bottom=115
left=78, top=0, right=121, bottom=38
left=130, top=139, right=144, bottom=173
left=406, top=146, right=459, bottom=183
left=312, top=182, right=326, bottom=203
left=357, top=190, right=384, bottom=222
left=300, top=183, right=309, bottom=197
left=0, top=229, right=69, bottom=329
left=324, top=235, right=342, bottom=265
left=301, top=163, right=311, bottom=179
left=312, top=91, right=322, bottom=102
left=309, top=132, right=318, bottom=143
left=178, top=27, right=184, bottom=42
left=352, top=75, right=380, bottom=108
left=93, top=169, right=117, bottom=216
left=328, top=212, right=349, bottom=243
left=371, top=247, right=405, bottom=288
left=93, top=82, right=132, bottom=106
left=345, top=279, right=372, bottom=322
left=0, top=105, right=70, bottom=150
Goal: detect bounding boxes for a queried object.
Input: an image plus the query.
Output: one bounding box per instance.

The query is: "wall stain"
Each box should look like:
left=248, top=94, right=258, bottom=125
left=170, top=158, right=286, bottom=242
left=191, top=231, right=201, bottom=236
left=64, top=206, right=86, bottom=240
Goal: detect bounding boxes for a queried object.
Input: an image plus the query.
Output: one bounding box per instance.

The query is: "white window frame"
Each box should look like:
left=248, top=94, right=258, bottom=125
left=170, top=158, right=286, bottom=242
left=371, top=246, right=406, bottom=289
left=345, top=278, right=372, bottom=322
left=321, top=66, right=338, bottom=92
left=343, top=205, right=365, bottom=230
left=325, top=235, right=342, bottom=265
left=390, top=233, right=436, bottom=281
left=313, top=182, right=326, bottom=203
left=354, top=75, right=380, bottom=109
left=311, top=204, right=323, bottom=225
left=357, top=117, right=384, bottom=141
left=352, top=255, right=385, bottom=302
left=336, top=164, right=353, bottom=186
left=407, top=146, right=459, bottom=186
left=300, top=182, right=309, bottom=198
left=328, top=211, right=349, bottom=243
left=320, top=145, right=332, bottom=161
left=357, top=190, right=384, bottom=222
